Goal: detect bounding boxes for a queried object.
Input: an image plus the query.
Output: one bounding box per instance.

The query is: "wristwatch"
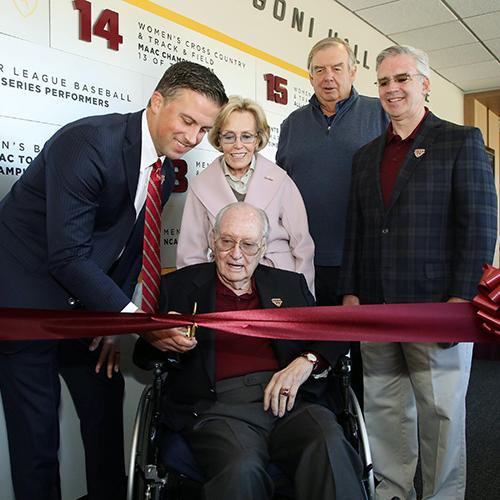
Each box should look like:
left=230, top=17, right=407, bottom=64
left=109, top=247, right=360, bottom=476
left=301, top=352, right=319, bottom=370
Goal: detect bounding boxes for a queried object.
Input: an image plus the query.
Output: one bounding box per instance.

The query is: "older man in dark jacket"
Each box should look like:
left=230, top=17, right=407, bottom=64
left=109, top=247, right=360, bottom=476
left=137, top=202, right=364, bottom=500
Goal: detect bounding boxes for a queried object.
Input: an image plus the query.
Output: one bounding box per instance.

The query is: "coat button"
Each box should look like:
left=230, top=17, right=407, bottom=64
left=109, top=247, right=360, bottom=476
left=381, top=228, right=389, bottom=234
left=209, top=387, right=215, bottom=393
left=67, top=297, right=77, bottom=306
left=192, top=411, right=199, bottom=418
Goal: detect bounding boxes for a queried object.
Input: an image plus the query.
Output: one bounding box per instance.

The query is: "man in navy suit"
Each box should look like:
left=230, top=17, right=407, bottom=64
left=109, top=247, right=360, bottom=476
left=339, top=46, right=497, bottom=500
left=0, top=61, right=227, bottom=500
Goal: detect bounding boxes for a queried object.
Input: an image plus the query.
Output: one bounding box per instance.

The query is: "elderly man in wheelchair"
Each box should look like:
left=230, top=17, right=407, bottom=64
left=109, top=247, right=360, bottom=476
left=132, top=201, right=368, bottom=500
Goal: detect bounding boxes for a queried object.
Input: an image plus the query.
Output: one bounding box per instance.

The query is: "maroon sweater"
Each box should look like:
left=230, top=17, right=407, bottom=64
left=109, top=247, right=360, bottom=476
left=215, top=278, right=279, bottom=381
left=380, top=108, right=429, bottom=206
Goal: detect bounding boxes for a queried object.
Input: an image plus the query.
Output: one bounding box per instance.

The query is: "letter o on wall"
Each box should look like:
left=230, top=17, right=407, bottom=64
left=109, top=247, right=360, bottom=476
left=273, top=0, right=286, bottom=21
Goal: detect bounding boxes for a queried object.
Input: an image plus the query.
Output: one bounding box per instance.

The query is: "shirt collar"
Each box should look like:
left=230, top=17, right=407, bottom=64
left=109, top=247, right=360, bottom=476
left=221, top=155, right=256, bottom=182
left=216, top=275, right=257, bottom=299
left=309, top=87, right=358, bottom=116
left=386, top=107, right=430, bottom=145
left=141, top=110, right=165, bottom=172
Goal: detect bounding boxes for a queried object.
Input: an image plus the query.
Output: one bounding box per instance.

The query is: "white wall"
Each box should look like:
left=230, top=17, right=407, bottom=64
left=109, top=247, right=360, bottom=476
left=0, top=1, right=465, bottom=498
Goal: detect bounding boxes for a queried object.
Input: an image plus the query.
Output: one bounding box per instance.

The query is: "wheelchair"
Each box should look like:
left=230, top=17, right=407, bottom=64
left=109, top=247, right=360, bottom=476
left=127, top=356, right=375, bottom=500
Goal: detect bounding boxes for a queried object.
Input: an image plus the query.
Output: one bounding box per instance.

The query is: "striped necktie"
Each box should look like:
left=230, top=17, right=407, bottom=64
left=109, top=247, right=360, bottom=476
left=141, top=158, right=163, bottom=313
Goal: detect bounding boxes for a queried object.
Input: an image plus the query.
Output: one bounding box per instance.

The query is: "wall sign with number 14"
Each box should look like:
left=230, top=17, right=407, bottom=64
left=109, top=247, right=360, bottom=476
left=73, top=0, right=123, bottom=51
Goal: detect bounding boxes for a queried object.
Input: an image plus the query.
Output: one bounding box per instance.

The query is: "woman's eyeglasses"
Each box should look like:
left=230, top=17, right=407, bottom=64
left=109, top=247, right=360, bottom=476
left=219, top=132, right=258, bottom=144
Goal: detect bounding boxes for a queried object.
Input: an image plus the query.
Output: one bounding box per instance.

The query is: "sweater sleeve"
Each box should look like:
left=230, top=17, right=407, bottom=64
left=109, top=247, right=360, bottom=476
left=280, top=176, right=316, bottom=295
left=176, top=187, right=213, bottom=269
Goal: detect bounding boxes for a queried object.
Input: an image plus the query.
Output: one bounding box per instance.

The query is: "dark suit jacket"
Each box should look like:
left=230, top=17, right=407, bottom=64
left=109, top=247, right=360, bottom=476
left=135, top=263, right=349, bottom=431
left=0, top=110, right=174, bottom=312
left=338, top=112, right=497, bottom=304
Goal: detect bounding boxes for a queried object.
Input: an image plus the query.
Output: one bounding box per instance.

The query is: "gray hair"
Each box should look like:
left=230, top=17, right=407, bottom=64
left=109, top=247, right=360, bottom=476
left=213, top=202, right=270, bottom=241
left=376, top=45, right=430, bottom=78
left=307, top=37, right=357, bottom=73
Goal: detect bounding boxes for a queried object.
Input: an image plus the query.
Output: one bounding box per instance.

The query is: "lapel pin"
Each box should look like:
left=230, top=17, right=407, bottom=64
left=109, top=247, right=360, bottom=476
left=414, top=148, right=426, bottom=158
left=271, top=298, right=283, bottom=307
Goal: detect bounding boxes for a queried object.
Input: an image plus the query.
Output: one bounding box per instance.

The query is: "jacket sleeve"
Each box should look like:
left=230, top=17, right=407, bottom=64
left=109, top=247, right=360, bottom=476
left=450, top=127, right=497, bottom=299
left=275, top=118, right=290, bottom=171
left=176, top=187, right=213, bottom=269
left=134, top=273, right=176, bottom=369
left=280, top=176, right=316, bottom=294
left=45, top=127, right=134, bottom=311
left=337, top=151, right=363, bottom=298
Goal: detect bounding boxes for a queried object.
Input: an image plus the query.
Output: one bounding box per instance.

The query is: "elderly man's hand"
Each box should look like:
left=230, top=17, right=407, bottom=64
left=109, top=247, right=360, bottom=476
left=142, top=311, right=198, bottom=353
left=263, top=357, right=314, bottom=418
left=142, top=328, right=197, bottom=352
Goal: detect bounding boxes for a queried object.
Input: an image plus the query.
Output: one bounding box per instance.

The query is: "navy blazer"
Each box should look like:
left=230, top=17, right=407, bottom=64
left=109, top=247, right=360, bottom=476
left=134, top=263, right=349, bottom=431
left=338, top=112, right=497, bottom=304
left=0, top=111, right=174, bottom=312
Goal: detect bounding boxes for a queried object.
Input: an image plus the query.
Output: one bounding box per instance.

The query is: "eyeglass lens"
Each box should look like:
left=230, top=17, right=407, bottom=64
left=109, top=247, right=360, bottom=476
left=220, top=133, right=257, bottom=144
left=377, top=73, right=420, bottom=87
left=216, top=237, right=261, bottom=255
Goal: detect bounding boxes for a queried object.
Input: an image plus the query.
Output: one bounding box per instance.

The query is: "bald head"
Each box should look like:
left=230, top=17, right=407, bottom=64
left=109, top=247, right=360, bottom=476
left=213, top=202, right=269, bottom=241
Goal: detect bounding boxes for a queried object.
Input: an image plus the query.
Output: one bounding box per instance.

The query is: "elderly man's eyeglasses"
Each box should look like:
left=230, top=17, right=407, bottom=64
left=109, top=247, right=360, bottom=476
left=376, top=73, right=423, bottom=87
left=215, top=237, right=263, bottom=256
left=220, top=132, right=258, bottom=144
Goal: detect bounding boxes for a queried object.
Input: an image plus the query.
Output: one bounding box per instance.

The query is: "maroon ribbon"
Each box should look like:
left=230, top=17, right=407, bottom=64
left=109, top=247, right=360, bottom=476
left=0, top=265, right=498, bottom=343
left=472, top=264, right=500, bottom=338
left=0, top=300, right=495, bottom=344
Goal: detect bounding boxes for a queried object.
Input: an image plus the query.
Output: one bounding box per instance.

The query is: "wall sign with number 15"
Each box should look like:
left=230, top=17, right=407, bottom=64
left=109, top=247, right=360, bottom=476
left=263, top=73, right=288, bottom=105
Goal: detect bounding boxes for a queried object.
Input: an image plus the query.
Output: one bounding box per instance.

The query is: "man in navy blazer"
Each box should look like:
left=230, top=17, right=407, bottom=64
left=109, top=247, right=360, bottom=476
left=339, top=46, right=497, bottom=500
left=0, top=61, right=227, bottom=500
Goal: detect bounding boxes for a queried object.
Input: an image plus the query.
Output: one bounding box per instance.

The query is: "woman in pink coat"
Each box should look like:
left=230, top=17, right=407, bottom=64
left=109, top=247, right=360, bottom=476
left=176, top=96, right=315, bottom=293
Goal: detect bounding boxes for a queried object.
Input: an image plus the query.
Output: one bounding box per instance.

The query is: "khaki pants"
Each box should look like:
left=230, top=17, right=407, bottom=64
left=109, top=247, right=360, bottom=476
left=362, top=342, right=473, bottom=500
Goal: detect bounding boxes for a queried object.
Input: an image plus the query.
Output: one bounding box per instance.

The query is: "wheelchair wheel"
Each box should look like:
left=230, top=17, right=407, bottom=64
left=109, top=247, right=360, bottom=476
left=349, top=387, right=375, bottom=500
left=127, top=385, right=166, bottom=500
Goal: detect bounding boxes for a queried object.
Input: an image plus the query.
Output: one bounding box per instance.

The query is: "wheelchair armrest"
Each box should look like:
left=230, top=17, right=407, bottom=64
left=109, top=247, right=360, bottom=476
left=333, top=355, right=352, bottom=377
left=330, top=355, right=352, bottom=418
left=133, top=337, right=180, bottom=371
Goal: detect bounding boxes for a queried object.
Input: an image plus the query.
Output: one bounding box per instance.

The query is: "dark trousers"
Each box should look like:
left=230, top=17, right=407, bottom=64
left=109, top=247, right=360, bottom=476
left=0, top=338, right=126, bottom=500
left=315, top=265, right=363, bottom=408
left=182, top=372, right=364, bottom=500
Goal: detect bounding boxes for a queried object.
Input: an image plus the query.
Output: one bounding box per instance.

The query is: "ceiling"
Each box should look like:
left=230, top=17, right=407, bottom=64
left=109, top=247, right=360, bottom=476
left=336, top=0, right=500, bottom=113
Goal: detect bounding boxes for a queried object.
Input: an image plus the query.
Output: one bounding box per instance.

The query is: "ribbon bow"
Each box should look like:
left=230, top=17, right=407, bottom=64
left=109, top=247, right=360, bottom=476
left=472, top=264, right=500, bottom=337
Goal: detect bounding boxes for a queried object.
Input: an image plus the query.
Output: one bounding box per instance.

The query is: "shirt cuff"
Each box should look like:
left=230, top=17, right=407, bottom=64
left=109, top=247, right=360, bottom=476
left=309, top=351, right=329, bottom=374
left=121, top=302, right=139, bottom=313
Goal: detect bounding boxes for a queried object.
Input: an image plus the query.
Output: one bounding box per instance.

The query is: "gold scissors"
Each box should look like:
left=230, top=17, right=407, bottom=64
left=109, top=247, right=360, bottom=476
left=186, top=301, right=198, bottom=339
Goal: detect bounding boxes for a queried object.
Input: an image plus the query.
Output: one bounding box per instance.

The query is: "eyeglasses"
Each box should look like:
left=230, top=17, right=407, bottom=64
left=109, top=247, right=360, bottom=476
left=219, top=132, right=258, bottom=144
left=376, top=73, right=424, bottom=88
left=215, top=237, right=263, bottom=256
